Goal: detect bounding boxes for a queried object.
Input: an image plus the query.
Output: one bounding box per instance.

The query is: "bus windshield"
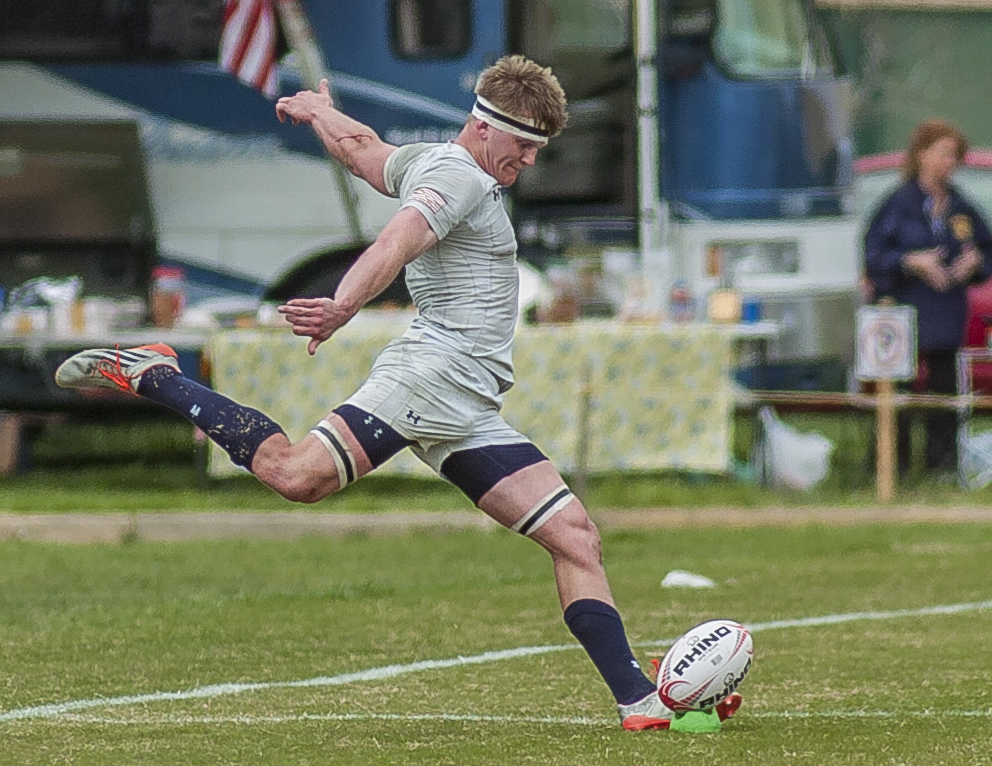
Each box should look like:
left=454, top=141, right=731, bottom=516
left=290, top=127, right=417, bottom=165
left=713, top=0, right=833, bottom=78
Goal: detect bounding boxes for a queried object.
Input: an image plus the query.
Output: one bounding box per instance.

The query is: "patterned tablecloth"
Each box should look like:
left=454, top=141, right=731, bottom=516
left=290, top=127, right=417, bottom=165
left=206, top=317, right=734, bottom=478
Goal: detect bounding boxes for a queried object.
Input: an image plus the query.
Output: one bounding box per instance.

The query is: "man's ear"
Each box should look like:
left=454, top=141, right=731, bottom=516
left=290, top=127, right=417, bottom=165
left=474, top=119, right=491, bottom=141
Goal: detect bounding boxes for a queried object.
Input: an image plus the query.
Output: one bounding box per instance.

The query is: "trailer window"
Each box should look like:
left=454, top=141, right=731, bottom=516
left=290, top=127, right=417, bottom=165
left=713, top=0, right=833, bottom=78
left=0, top=0, right=224, bottom=62
left=667, top=0, right=716, bottom=39
left=391, top=0, right=471, bottom=60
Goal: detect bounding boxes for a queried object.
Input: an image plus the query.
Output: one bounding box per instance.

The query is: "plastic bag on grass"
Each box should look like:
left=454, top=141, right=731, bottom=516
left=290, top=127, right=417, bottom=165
left=757, top=406, right=834, bottom=491
left=960, top=430, right=992, bottom=490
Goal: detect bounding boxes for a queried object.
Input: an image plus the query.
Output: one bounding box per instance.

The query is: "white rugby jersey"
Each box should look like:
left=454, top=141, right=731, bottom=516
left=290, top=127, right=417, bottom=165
left=383, top=142, right=519, bottom=389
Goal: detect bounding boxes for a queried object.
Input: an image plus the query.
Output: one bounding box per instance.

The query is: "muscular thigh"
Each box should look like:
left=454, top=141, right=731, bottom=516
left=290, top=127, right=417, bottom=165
left=475, top=459, right=580, bottom=538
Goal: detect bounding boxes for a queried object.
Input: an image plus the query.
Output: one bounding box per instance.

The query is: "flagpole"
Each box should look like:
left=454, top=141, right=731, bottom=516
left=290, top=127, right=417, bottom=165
left=274, top=0, right=365, bottom=246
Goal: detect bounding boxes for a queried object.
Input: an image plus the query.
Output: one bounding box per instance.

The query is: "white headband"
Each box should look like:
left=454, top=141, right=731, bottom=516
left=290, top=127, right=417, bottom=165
left=471, top=95, right=550, bottom=145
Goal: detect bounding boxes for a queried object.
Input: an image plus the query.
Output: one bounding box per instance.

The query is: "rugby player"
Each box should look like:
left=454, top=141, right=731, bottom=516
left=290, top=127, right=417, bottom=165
left=56, top=55, right=740, bottom=730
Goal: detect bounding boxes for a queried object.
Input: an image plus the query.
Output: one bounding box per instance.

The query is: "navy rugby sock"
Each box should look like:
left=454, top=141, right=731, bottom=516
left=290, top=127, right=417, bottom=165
left=137, top=366, right=285, bottom=471
left=563, top=598, right=656, bottom=705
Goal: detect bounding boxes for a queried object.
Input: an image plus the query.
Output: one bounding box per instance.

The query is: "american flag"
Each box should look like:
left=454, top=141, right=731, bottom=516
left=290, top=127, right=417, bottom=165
left=219, top=0, right=279, bottom=97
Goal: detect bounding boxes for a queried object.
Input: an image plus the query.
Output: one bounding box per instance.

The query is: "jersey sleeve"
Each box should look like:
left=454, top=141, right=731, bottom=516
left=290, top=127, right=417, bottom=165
left=382, top=143, right=427, bottom=197
left=394, top=153, right=490, bottom=241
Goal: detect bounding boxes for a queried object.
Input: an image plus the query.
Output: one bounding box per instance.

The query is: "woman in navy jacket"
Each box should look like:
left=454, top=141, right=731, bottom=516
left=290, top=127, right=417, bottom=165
left=865, top=119, right=992, bottom=477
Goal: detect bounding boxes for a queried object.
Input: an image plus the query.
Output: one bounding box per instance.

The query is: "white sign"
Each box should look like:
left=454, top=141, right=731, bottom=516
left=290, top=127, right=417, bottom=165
left=855, top=305, right=917, bottom=381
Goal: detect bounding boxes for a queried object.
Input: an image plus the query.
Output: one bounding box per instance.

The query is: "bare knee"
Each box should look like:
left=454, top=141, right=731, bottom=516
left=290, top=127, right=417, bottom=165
left=251, top=436, right=336, bottom=504
left=538, top=506, right=604, bottom=569
left=271, top=469, right=329, bottom=504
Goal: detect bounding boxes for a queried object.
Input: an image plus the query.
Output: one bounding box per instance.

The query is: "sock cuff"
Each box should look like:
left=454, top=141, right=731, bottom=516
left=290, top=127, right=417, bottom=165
left=136, top=364, right=180, bottom=395
left=232, top=421, right=286, bottom=471
left=563, top=598, right=622, bottom=627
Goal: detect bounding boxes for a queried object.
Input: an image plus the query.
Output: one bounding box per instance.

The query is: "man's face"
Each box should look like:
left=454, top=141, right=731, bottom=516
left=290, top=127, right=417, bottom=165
left=480, top=123, right=542, bottom=187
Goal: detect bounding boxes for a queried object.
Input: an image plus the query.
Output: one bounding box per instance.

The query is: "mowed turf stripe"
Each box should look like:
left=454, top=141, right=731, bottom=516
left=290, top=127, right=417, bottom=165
left=3, top=599, right=992, bottom=723
left=32, top=708, right=992, bottom=727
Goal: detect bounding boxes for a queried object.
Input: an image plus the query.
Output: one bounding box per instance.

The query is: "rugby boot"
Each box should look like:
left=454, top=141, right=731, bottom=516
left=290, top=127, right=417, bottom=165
left=55, top=344, right=180, bottom=394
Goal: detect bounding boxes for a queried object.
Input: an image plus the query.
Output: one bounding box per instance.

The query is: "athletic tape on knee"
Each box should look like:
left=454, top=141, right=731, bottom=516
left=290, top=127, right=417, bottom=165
left=310, top=419, right=357, bottom=488
left=511, top=484, right=574, bottom=537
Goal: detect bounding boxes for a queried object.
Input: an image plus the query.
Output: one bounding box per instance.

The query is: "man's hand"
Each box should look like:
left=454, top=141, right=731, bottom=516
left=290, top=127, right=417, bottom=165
left=277, top=296, right=354, bottom=356
left=949, top=244, right=983, bottom=286
left=902, top=247, right=950, bottom=292
left=275, top=78, right=333, bottom=126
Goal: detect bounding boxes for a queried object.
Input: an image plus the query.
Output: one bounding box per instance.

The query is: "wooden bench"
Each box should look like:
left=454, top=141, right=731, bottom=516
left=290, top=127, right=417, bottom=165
left=737, top=389, right=992, bottom=500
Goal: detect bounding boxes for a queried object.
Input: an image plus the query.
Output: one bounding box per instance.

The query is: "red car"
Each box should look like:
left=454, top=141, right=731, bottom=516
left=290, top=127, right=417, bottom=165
left=854, top=150, right=992, bottom=393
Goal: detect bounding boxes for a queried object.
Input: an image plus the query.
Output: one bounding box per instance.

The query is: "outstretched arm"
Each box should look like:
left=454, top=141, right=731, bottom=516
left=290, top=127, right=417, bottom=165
left=276, top=79, right=396, bottom=195
left=277, top=206, right=438, bottom=355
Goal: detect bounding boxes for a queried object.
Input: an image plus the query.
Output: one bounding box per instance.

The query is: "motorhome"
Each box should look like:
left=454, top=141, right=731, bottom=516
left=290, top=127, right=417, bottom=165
left=0, top=0, right=859, bottom=379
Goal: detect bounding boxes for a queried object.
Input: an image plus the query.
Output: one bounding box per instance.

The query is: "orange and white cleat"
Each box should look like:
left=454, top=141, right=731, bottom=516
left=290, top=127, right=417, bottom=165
left=618, top=690, right=674, bottom=731
left=55, top=344, right=180, bottom=394
left=619, top=657, right=743, bottom=731
left=619, top=690, right=743, bottom=731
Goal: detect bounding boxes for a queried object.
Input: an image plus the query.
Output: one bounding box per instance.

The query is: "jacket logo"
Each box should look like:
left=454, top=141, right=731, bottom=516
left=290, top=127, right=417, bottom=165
left=951, top=214, right=973, bottom=242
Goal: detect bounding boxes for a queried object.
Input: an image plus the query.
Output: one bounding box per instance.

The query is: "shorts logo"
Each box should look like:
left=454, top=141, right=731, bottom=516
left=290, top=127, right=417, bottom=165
left=410, top=187, right=446, bottom=214
left=406, top=409, right=421, bottom=425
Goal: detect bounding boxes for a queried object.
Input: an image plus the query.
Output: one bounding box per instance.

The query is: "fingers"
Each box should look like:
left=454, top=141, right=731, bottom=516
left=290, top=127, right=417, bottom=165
left=319, top=78, right=329, bottom=95
left=286, top=315, right=326, bottom=335
left=275, top=298, right=334, bottom=353
left=274, top=99, right=296, bottom=124
left=277, top=300, right=324, bottom=319
left=928, top=270, right=950, bottom=292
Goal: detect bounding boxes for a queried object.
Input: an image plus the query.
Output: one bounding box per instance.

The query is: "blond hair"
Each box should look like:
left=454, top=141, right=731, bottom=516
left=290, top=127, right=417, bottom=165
left=474, top=55, right=568, bottom=138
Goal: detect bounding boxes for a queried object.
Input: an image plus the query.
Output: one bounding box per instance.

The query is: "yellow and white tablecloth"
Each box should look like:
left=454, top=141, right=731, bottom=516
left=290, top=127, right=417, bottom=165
left=206, top=318, right=734, bottom=478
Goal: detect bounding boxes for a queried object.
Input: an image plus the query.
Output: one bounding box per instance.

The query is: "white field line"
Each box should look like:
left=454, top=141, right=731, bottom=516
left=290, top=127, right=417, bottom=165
left=636, top=597, right=992, bottom=648
left=25, top=708, right=992, bottom=728
left=2, top=599, right=992, bottom=724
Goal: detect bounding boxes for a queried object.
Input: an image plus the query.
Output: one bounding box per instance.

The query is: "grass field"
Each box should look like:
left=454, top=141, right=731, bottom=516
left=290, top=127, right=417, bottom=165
left=7, top=413, right=992, bottom=512
left=3, top=523, right=992, bottom=765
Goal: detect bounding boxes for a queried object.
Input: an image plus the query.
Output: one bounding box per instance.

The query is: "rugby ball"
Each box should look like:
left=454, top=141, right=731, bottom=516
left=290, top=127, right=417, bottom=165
left=657, top=618, right=752, bottom=711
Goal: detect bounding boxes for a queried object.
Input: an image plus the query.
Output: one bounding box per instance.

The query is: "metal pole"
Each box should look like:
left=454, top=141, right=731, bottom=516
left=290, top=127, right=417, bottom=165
left=275, top=0, right=365, bottom=246
left=633, top=0, right=670, bottom=314
left=572, top=363, right=592, bottom=501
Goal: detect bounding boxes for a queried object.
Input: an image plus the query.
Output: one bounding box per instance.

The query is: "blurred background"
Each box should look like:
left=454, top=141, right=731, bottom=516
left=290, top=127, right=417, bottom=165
left=2, top=0, right=992, bottom=501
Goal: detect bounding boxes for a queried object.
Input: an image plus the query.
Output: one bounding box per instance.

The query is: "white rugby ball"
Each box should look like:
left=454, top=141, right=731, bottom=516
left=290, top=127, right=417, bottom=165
left=657, top=618, right=753, bottom=711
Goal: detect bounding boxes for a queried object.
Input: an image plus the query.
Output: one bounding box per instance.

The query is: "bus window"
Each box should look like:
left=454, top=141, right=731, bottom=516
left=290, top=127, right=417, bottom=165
left=0, top=0, right=138, bottom=60
left=664, top=0, right=716, bottom=79
left=712, top=0, right=834, bottom=78
left=147, top=0, right=224, bottom=61
left=510, top=0, right=634, bottom=208
left=0, top=0, right=224, bottom=62
left=391, top=0, right=471, bottom=60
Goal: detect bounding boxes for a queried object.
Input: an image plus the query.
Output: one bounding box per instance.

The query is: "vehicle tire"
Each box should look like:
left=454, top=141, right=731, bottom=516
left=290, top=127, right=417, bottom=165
left=262, top=244, right=412, bottom=306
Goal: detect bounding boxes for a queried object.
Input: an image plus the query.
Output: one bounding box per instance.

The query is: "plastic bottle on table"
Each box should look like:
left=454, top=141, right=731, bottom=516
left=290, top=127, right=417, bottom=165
left=150, top=266, right=186, bottom=328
